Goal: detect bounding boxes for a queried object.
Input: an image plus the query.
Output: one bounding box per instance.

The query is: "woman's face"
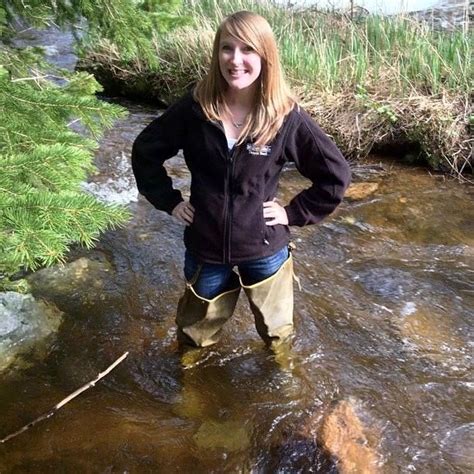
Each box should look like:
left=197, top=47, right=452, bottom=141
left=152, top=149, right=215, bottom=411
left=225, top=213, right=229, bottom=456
left=218, top=32, right=262, bottom=92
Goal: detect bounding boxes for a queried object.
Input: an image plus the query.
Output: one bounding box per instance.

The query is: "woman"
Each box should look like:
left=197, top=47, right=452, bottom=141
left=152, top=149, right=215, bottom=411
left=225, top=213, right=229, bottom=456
left=132, top=11, right=351, bottom=348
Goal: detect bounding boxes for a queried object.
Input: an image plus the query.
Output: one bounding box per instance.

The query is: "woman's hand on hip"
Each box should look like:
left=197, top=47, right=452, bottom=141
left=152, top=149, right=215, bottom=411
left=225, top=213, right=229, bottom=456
left=172, top=201, right=195, bottom=225
left=263, top=200, right=288, bottom=226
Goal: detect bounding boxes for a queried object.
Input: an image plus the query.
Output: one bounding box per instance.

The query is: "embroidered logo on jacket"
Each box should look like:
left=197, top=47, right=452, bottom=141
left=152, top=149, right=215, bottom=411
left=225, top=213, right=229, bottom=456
left=246, top=143, right=271, bottom=156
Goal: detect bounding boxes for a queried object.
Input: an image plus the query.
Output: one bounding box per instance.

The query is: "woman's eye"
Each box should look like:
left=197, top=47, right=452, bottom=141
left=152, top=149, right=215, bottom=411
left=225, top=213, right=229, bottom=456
left=243, top=46, right=254, bottom=52
left=222, top=45, right=232, bottom=51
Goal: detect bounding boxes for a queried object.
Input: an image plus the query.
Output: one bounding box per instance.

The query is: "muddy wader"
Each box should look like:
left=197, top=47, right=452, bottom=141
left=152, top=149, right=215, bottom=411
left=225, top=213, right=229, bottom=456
left=176, top=254, right=295, bottom=347
left=240, top=254, right=294, bottom=345
left=176, top=271, right=241, bottom=347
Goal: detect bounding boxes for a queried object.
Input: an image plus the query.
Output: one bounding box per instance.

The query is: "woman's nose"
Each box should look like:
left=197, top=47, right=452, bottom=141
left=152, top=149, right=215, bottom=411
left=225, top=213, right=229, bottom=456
left=230, top=48, right=243, bottom=64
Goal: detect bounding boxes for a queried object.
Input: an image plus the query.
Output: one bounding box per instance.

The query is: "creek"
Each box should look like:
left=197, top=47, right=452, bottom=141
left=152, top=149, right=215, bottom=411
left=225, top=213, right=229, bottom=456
left=0, top=99, right=472, bottom=472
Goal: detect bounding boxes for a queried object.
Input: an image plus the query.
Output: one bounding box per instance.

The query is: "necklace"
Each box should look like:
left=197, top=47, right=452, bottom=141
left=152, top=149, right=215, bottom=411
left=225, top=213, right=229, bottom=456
left=229, top=111, right=247, bottom=129
left=219, top=104, right=248, bottom=128
left=232, top=119, right=245, bottom=128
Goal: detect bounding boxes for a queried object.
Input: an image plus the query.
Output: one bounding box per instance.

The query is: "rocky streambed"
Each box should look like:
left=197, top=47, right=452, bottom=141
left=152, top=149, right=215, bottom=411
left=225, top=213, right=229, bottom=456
left=0, top=100, right=472, bottom=472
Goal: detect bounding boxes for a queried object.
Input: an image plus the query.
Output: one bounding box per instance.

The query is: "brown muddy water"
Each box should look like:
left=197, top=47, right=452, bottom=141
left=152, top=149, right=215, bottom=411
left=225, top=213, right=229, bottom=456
left=1, top=101, right=472, bottom=473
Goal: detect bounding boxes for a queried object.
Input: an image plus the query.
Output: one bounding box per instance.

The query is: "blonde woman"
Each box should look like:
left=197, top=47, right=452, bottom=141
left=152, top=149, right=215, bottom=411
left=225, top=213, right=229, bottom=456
left=132, top=11, right=351, bottom=348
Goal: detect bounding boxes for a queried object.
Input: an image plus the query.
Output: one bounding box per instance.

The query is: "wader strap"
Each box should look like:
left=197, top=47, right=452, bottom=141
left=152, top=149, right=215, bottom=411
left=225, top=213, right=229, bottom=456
left=288, top=242, right=301, bottom=291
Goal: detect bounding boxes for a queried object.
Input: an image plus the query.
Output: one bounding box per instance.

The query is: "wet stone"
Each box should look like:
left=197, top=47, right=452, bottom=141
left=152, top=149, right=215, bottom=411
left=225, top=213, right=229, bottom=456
left=355, top=267, right=417, bottom=299
left=398, top=305, right=466, bottom=361
left=345, top=182, right=379, bottom=201
left=0, top=291, right=63, bottom=372
left=193, top=420, right=250, bottom=452
left=262, top=437, right=337, bottom=473
left=441, top=423, right=474, bottom=472
left=319, top=400, right=380, bottom=474
left=263, top=399, right=380, bottom=473
left=27, top=256, right=112, bottom=303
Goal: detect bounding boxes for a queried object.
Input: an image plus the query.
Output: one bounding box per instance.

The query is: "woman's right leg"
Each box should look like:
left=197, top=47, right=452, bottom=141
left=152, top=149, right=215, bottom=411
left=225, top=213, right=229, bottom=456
left=238, top=247, right=294, bottom=344
left=176, top=251, right=241, bottom=347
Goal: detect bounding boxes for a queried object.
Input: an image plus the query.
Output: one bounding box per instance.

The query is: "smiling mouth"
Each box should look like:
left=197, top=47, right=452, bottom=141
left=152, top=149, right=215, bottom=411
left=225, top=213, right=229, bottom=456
left=229, top=69, right=248, bottom=76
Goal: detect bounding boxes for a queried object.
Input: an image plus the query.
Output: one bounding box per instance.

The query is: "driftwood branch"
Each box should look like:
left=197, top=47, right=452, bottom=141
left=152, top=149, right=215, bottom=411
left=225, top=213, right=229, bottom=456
left=0, top=351, right=129, bottom=444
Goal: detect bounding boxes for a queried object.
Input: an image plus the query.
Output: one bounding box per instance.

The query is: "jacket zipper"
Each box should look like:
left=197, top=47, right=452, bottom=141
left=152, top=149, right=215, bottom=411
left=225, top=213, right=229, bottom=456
left=210, top=120, right=238, bottom=264
left=225, top=147, right=238, bottom=263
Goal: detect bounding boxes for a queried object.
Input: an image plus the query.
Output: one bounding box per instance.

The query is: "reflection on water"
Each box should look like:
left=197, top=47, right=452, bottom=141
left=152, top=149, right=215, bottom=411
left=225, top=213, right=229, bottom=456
left=1, top=101, right=472, bottom=473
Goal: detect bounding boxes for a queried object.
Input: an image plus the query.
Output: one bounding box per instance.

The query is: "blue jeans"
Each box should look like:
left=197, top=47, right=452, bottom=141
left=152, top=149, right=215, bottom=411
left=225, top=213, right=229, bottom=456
left=184, top=246, right=289, bottom=299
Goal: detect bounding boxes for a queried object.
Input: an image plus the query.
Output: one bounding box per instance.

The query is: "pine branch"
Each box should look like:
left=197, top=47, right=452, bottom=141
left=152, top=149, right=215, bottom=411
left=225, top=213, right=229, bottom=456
left=1, top=145, right=94, bottom=192
left=3, top=0, right=185, bottom=67
left=1, top=193, right=130, bottom=271
left=0, top=1, right=180, bottom=284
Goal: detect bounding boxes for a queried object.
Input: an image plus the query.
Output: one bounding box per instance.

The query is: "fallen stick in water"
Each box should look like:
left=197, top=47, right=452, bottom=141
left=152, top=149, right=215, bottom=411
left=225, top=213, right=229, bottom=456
left=0, top=351, right=129, bottom=444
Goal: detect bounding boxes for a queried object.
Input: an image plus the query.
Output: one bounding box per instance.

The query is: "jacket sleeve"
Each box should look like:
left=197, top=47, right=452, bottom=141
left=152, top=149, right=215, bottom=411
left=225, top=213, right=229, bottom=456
left=131, top=98, right=187, bottom=214
left=283, top=108, right=351, bottom=226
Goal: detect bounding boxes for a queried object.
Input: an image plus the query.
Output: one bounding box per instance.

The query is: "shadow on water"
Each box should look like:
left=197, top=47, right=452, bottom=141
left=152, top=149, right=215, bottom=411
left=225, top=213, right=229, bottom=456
left=1, top=100, right=473, bottom=473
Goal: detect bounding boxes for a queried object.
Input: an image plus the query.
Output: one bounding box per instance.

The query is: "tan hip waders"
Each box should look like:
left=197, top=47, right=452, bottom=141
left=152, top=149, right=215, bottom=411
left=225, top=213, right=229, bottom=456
left=240, top=254, right=294, bottom=344
left=176, top=255, right=294, bottom=347
left=176, top=271, right=241, bottom=347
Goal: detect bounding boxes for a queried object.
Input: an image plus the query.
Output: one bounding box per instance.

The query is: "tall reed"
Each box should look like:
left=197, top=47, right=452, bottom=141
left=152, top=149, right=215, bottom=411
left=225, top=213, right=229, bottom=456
left=174, top=0, right=471, bottom=97
left=81, top=0, right=472, bottom=174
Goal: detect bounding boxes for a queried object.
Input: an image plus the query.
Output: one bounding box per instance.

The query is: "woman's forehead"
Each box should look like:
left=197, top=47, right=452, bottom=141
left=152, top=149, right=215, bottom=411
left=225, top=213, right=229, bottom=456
left=219, top=32, right=247, bottom=45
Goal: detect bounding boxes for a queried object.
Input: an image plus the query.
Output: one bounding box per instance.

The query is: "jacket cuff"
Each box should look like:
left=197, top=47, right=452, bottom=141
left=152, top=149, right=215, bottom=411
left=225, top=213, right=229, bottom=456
left=144, top=191, right=184, bottom=215
left=284, top=205, right=304, bottom=227
left=163, top=193, right=184, bottom=215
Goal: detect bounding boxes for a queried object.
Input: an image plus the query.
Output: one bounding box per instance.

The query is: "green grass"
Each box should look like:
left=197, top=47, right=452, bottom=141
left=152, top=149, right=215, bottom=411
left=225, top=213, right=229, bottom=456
left=175, top=0, right=472, bottom=96
left=80, top=0, right=472, bottom=175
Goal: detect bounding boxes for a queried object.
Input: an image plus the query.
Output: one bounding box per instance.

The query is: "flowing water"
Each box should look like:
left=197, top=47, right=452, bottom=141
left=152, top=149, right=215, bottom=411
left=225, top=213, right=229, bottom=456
left=0, top=101, right=472, bottom=473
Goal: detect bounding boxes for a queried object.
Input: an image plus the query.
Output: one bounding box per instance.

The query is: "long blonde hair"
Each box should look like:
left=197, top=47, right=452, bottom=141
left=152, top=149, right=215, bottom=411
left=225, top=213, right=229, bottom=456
left=194, top=11, right=295, bottom=146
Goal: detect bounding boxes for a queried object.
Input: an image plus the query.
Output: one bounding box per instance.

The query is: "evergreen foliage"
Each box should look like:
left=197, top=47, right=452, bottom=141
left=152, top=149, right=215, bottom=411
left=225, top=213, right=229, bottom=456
left=0, top=0, right=184, bottom=284
left=0, top=50, right=128, bottom=280
left=2, top=0, right=185, bottom=65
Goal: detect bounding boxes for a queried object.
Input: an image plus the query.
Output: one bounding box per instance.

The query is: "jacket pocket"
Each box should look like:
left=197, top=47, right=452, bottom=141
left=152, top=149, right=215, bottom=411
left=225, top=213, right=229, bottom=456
left=187, top=195, right=224, bottom=250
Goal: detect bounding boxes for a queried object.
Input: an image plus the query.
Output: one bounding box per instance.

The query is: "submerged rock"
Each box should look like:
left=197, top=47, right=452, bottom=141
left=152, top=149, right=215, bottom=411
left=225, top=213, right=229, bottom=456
left=263, top=399, right=380, bottom=473
left=345, top=182, right=379, bottom=201
left=27, top=256, right=112, bottom=303
left=193, top=420, right=250, bottom=452
left=441, top=423, right=474, bottom=472
left=319, top=400, right=380, bottom=473
left=263, top=435, right=337, bottom=473
left=398, top=305, right=466, bottom=362
left=356, top=267, right=418, bottom=300
left=0, top=292, right=63, bottom=372
left=262, top=409, right=337, bottom=473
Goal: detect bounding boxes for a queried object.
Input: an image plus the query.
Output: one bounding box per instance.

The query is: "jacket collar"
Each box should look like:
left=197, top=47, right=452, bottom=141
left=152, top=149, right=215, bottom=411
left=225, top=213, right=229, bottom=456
left=188, top=93, right=299, bottom=146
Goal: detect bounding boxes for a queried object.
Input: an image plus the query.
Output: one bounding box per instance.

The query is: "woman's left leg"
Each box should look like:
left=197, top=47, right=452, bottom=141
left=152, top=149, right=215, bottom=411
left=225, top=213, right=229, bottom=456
left=238, top=247, right=294, bottom=344
left=238, top=246, right=289, bottom=286
left=176, top=251, right=241, bottom=347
